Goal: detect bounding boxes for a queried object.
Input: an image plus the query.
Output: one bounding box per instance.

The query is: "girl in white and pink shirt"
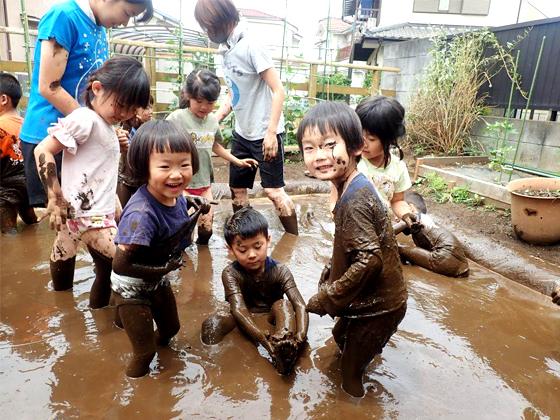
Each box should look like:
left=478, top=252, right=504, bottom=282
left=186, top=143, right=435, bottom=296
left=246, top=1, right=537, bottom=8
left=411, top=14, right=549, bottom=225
left=34, top=56, right=151, bottom=309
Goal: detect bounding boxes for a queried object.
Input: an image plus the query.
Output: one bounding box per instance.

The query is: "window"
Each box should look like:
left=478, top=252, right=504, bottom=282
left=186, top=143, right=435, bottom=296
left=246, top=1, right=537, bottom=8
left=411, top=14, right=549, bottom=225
left=413, top=0, right=490, bottom=15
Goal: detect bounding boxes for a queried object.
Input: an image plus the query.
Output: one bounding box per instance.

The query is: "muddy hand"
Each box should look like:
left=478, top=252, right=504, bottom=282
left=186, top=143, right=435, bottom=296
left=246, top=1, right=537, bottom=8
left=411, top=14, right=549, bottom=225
left=319, top=264, right=330, bottom=286
left=306, top=294, right=327, bottom=316
left=39, top=195, right=69, bottom=231
left=238, top=158, right=259, bottom=169
left=116, top=128, right=130, bottom=153
left=551, top=289, right=560, bottom=305
left=262, top=132, right=278, bottom=162
left=185, top=195, right=212, bottom=215
left=166, top=253, right=185, bottom=273
left=260, top=332, right=275, bottom=356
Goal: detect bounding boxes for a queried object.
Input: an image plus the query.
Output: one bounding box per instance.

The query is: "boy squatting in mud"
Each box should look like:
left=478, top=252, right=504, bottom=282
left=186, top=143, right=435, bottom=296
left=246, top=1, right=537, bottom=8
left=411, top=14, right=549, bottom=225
left=201, top=206, right=308, bottom=375
left=298, top=101, right=408, bottom=398
left=392, top=191, right=470, bottom=278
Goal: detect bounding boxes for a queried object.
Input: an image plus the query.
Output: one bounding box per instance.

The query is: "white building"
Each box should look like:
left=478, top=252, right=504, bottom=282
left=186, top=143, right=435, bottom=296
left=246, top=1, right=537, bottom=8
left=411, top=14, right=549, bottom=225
left=315, top=17, right=352, bottom=61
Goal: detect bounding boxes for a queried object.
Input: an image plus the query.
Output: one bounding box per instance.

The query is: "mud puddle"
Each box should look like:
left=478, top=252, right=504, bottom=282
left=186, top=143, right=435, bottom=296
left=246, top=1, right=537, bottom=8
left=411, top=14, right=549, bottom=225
left=1, top=195, right=560, bottom=419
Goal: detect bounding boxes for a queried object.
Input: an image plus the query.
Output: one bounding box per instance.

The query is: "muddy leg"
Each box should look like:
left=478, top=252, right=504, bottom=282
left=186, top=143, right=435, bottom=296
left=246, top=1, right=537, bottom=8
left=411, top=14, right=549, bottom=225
left=0, top=205, right=18, bottom=235
left=17, top=192, right=38, bottom=225
left=50, top=227, right=79, bottom=291
left=151, top=285, right=180, bottom=347
left=399, top=245, right=434, bottom=272
left=264, top=188, right=298, bottom=236
left=340, top=325, right=376, bottom=398
left=196, top=188, right=214, bottom=245
left=268, top=299, right=298, bottom=374
left=117, top=300, right=156, bottom=378
left=230, top=187, right=249, bottom=213
left=81, top=228, right=116, bottom=309
left=332, top=317, right=349, bottom=352
left=201, top=312, right=237, bottom=345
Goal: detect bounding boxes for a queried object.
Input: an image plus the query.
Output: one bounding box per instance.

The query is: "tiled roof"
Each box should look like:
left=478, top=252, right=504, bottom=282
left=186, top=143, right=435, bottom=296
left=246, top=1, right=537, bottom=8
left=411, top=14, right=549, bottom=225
left=239, top=8, right=283, bottom=21
left=318, top=17, right=351, bottom=33
left=362, top=22, right=479, bottom=40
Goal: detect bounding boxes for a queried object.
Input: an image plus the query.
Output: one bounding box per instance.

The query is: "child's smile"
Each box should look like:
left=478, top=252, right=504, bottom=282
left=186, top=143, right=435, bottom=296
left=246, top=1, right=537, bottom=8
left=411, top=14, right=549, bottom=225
left=147, top=151, right=193, bottom=206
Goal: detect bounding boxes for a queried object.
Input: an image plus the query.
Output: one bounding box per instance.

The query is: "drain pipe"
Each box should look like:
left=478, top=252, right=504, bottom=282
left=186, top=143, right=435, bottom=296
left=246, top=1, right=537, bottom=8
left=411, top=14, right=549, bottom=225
left=502, top=163, right=560, bottom=179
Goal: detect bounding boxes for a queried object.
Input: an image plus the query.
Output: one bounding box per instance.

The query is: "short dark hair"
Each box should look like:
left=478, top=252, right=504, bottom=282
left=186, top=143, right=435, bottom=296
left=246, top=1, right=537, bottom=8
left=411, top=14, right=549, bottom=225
left=182, top=68, right=220, bottom=109
left=405, top=191, right=427, bottom=214
left=83, top=55, right=150, bottom=114
left=356, top=96, right=405, bottom=169
left=224, top=206, right=269, bottom=247
left=126, top=0, right=154, bottom=23
left=0, top=72, right=22, bottom=108
left=127, top=120, right=199, bottom=184
left=194, top=0, right=239, bottom=32
left=296, top=101, right=364, bottom=163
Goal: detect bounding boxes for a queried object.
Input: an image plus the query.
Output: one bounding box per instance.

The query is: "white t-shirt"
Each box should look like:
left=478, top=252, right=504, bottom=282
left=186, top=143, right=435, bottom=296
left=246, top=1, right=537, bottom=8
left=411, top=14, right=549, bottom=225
left=221, top=32, right=285, bottom=140
left=357, top=153, right=412, bottom=216
left=48, top=107, right=119, bottom=218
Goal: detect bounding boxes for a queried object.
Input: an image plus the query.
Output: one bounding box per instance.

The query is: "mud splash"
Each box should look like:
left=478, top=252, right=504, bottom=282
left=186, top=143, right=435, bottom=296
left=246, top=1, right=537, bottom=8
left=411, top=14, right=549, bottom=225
left=1, top=195, right=560, bottom=419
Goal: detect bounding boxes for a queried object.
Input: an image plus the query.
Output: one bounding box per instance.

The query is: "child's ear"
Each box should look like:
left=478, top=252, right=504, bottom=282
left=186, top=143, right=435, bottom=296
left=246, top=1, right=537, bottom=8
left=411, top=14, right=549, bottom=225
left=266, top=234, right=272, bottom=249
left=91, top=80, right=103, bottom=96
left=0, top=94, right=8, bottom=107
left=226, top=244, right=234, bottom=256
left=408, top=203, right=417, bottom=213
left=353, top=143, right=365, bottom=157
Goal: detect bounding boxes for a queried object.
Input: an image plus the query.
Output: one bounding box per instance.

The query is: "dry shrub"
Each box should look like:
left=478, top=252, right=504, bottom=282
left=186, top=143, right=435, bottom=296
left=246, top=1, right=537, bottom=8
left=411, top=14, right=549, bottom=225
left=407, top=29, right=526, bottom=155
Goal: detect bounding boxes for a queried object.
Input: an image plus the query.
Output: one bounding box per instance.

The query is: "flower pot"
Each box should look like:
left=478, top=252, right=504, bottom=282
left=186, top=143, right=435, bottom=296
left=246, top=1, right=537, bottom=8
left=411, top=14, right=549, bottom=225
left=506, top=177, right=560, bottom=245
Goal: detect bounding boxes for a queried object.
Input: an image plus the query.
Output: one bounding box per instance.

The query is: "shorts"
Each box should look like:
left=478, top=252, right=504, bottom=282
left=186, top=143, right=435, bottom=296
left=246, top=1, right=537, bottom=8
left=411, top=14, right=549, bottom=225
left=67, top=213, right=117, bottom=236
left=0, top=170, right=27, bottom=207
left=185, top=185, right=211, bottom=196
left=21, top=141, right=63, bottom=207
left=229, top=131, right=285, bottom=189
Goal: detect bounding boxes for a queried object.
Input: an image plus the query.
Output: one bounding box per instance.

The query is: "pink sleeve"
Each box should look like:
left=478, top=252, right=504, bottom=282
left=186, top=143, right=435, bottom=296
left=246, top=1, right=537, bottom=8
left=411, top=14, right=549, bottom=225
left=47, top=108, right=94, bottom=155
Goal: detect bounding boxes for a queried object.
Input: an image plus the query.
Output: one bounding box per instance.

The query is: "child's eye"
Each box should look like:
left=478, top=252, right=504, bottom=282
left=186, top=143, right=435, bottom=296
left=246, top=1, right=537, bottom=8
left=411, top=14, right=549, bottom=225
left=303, top=146, right=313, bottom=152
left=158, top=165, right=169, bottom=169
left=325, top=142, right=336, bottom=149
left=182, top=163, right=191, bottom=168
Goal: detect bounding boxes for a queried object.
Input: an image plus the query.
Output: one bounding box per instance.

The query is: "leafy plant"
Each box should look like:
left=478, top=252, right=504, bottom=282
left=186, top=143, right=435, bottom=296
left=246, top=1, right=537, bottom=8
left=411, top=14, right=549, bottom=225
left=316, top=72, right=351, bottom=101
left=283, top=56, right=309, bottom=145
left=422, top=173, right=484, bottom=208
left=484, top=120, right=517, bottom=184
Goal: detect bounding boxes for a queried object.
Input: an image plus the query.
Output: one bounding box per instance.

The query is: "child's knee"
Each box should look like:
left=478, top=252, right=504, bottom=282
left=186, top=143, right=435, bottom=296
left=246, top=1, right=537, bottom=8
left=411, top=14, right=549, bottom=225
left=201, top=313, right=236, bottom=345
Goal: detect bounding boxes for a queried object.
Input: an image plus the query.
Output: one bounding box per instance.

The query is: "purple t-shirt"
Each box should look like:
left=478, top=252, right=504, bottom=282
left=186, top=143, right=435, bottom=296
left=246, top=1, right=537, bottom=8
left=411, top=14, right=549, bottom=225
left=115, top=185, right=192, bottom=251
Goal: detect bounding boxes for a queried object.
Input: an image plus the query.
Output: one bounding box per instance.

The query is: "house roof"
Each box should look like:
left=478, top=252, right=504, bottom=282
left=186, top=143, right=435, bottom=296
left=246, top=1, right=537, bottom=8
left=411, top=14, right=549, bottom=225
left=362, top=22, right=480, bottom=41
left=238, top=8, right=298, bottom=31
left=318, top=17, right=351, bottom=33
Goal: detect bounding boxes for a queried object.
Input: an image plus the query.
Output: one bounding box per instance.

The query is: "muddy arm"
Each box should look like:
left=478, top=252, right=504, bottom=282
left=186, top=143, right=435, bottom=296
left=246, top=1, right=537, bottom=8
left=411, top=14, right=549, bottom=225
left=285, top=287, right=309, bottom=344
left=112, top=244, right=182, bottom=279
left=227, top=293, right=274, bottom=356
left=317, top=251, right=383, bottom=317
left=392, top=220, right=409, bottom=236
left=399, top=245, right=434, bottom=271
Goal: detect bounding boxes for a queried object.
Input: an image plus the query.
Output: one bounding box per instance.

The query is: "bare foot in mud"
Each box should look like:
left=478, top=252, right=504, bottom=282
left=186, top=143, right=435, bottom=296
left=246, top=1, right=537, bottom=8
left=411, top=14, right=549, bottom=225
left=270, top=329, right=299, bottom=375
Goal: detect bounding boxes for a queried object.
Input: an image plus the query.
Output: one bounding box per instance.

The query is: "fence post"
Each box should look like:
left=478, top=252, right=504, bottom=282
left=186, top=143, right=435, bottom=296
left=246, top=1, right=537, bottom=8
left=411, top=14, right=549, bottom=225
left=308, top=64, right=318, bottom=105
left=370, top=70, right=380, bottom=96
left=145, top=47, right=156, bottom=94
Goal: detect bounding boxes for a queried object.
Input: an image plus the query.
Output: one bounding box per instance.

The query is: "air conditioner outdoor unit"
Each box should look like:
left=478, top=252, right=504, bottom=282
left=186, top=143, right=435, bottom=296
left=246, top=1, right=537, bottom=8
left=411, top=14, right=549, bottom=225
left=366, top=17, right=377, bottom=30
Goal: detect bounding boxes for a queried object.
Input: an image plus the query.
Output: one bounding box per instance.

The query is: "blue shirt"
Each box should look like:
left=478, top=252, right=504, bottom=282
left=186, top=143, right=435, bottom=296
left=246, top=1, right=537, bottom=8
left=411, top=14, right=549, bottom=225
left=20, top=0, right=108, bottom=145
left=116, top=185, right=193, bottom=252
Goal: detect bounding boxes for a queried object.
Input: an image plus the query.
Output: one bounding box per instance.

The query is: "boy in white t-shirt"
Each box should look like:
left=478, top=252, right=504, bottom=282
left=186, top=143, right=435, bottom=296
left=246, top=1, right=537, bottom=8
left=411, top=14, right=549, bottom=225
left=194, top=0, right=298, bottom=235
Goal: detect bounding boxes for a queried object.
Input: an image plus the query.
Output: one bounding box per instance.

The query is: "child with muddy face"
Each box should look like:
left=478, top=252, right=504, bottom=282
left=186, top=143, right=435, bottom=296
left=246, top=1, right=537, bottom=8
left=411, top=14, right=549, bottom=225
left=394, top=192, right=469, bottom=277
left=111, top=120, right=211, bottom=378
left=297, top=101, right=408, bottom=398
left=200, top=207, right=308, bottom=375
left=33, top=56, right=151, bottom=309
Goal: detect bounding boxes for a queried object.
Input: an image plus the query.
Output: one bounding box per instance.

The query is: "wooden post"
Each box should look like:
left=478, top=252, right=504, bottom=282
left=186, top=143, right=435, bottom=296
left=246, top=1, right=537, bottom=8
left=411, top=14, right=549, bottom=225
left=145, top=47, right=157, bottom=95
left=371, top=70, right=380, bottom=96
left=308, top=64, right=318, bottom=105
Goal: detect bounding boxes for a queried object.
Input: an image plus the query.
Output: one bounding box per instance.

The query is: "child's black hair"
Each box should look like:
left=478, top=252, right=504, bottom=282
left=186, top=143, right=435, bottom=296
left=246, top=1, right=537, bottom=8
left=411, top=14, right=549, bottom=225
left=224, top=206, right=269, bottom=247
left=404, top=191, right=427, bottom=214
left=83, top=55, right=150, bottom=114
left=356, top=95, right=406, bottom=169
left=194, top=0, right=239, bottom=33
left=127, top=120, right=200, bottom=185
left=126, top=0, right=154, bottom=23
left=296, top=101, right=364, bottom=163
left=181, top=68, right=221, bottom=109
left=0, top=72, right=22, bottom=108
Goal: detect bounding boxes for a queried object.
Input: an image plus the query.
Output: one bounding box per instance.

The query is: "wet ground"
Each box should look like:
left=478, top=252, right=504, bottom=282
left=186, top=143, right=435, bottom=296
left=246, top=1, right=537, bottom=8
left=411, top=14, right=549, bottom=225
left=2, top=195, right=560, bottom=419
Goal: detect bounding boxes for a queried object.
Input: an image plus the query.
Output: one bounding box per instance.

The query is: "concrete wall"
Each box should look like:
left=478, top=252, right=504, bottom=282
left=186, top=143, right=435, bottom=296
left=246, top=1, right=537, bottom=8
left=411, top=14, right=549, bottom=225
left=379, top=38, right=433, bottom=107
left=471, top=116, right=560, bottom=174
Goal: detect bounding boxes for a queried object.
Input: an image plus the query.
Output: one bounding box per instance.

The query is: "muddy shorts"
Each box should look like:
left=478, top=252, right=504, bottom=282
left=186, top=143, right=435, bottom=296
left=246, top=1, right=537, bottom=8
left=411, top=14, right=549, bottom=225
left=111, top=271, right=170, bottom=300
left=0, top=171, right=27, bottom=207
left=229, top=131, right=285, bottom=189
left=67, top=213, right=117, bottom=236
left=344, top=303, right=407, bottom=355
left=20, top=141, right=63, bottom=207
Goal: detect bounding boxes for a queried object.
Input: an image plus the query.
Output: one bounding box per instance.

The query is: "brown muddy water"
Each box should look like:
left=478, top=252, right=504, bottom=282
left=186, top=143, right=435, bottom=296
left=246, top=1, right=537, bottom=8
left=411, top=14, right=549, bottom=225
left=1, top=195, right=560, bottom=419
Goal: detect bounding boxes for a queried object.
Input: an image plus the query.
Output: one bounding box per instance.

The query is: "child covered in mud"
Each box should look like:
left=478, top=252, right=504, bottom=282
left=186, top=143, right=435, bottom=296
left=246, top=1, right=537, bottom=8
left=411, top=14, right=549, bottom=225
left=0, top=72, right=37, bottom=234
left=166, top=68, right=257, bottom=245
left=34, top=56, right=151, bottom=308
left=298, top=101, right=408, bottom=397
left=200, top=207, right=308, bottom=375
left=111, top=120, right=211, bottom=378
left=394, top=192, right=469, bottom=277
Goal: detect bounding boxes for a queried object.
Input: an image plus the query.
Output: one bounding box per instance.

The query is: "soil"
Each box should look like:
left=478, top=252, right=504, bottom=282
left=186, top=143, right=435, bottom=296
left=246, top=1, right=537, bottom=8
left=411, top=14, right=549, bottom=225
left=512, top=188, right=560, bottom=198
left=214, top=150, right=559, bottom=275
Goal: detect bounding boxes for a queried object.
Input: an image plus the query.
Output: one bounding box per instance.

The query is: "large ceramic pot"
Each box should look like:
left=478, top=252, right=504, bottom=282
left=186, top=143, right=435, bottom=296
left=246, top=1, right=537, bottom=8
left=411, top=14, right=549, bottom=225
left=506, top=177, right=560, bottom=245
